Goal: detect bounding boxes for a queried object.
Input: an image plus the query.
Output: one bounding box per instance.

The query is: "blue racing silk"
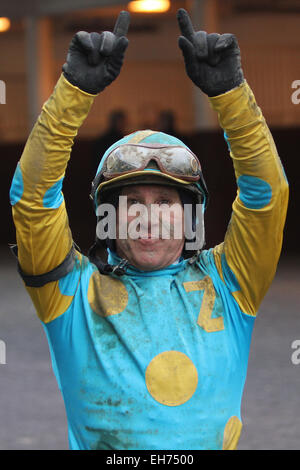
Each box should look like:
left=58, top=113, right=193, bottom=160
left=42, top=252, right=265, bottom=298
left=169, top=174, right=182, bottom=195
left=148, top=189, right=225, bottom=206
left=9, top=75, right=289, bottom=450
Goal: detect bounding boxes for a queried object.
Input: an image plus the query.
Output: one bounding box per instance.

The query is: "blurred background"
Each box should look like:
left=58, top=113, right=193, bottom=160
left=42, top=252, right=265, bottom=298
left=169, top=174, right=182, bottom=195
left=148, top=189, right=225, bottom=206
left=0, top=0, right=299, bottom=450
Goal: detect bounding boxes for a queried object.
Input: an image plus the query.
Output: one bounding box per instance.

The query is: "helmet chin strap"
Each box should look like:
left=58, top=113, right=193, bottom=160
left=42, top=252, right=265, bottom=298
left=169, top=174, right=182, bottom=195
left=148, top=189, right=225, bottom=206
left=88, top=240, right=129, bottom=276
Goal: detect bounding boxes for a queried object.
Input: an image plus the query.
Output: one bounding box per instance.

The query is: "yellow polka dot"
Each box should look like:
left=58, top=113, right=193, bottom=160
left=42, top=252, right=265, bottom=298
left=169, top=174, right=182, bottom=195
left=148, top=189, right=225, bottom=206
left=88, top=271, right=128, bottom=316
left=222, top=416, right=242, bottom=450
left=145, top=351, right=198, bottom=406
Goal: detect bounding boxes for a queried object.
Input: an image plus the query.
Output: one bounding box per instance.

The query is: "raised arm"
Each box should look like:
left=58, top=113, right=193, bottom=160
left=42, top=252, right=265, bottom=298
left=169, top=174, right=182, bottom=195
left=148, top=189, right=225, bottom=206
left=177, top=9, right=289, bottom=316
left=10, top=11, right=130, bottom=322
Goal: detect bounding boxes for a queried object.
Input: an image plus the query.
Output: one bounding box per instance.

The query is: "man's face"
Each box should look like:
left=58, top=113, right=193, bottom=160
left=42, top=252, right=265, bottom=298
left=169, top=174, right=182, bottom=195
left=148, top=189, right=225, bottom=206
left=115, top=184, right=185, bottom=271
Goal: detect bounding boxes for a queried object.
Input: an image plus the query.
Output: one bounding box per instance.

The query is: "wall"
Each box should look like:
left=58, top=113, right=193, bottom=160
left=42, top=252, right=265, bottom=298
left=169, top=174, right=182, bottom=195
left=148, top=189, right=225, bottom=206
left=220, top=12, right=300, bottom=127
left=1, top=10, right=300, bottom=142
left=1, top=7, right=299, bottom=256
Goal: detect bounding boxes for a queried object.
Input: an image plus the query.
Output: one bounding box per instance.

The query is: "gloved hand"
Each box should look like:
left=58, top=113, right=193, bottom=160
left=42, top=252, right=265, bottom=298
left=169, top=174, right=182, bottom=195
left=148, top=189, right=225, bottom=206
left=177, top=8, right=244, bottom=97
left=62, top=10, right=130, bottom=94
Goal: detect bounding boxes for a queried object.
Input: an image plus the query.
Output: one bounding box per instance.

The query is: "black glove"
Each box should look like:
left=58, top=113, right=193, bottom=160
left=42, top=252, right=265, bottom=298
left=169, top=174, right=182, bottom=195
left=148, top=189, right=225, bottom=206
left=177, top=8, right=244, bottom=97
left=62, top=11, right=130, bottom=94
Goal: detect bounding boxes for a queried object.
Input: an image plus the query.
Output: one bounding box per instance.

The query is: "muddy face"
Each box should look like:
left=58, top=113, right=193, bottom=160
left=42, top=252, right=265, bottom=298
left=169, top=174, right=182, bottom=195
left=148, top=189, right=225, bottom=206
left=115, top=185, right=185, bottom=271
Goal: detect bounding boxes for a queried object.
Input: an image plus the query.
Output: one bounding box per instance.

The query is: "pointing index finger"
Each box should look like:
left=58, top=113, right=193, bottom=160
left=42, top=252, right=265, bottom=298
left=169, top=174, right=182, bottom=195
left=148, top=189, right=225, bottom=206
left=113, top=10, right=130, bottom=37
left=177, top=8, right=195, bottom=42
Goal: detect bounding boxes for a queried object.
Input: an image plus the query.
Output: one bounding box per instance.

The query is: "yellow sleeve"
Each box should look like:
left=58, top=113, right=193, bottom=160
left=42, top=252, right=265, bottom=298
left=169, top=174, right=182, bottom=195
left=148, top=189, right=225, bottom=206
left=209, top=81, right=289, bottom=316
left=10, top=74, right=97, bottom=322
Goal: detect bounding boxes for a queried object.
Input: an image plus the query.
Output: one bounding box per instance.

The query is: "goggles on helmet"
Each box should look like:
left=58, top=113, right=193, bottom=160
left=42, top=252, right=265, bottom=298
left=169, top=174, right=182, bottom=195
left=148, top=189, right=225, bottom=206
left=101, top=143, right=202, bottom=181
left=90, top=143, right=208, bottom=210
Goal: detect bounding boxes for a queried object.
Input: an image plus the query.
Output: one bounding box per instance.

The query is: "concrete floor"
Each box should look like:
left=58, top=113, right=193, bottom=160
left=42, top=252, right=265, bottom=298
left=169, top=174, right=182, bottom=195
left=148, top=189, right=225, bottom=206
left=0, top=248, right=299, bottom=450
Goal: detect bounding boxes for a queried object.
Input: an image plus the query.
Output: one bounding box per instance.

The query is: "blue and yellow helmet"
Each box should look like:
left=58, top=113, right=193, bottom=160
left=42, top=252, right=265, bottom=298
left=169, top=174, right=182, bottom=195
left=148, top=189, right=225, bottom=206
left=88, top=129, right=209, bottom=274
left=90, top=129, right=208, bottom=210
